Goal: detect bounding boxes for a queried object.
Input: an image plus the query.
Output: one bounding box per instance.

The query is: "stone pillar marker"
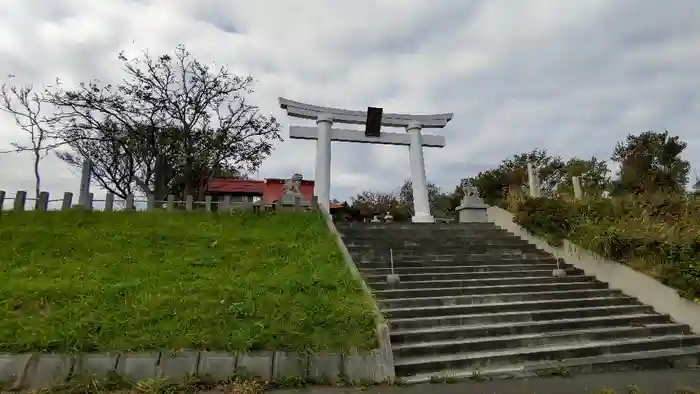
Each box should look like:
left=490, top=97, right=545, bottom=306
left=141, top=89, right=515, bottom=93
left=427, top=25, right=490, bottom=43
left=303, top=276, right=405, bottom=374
left=572, top=176, right=583, bottom=200
left=526, top=162, right=540, bottom=198
left=78, top=158, right=93, bottom=207
left=279, top=97, right=452, bottom=223
left=456, top=184, right=488, bottom=223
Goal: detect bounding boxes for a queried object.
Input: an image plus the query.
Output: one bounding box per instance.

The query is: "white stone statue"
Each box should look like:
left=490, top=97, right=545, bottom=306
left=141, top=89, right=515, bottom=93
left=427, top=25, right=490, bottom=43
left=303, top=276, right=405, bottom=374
left=463, top=184, right=478, bottom=197
left=282, top=173, right=303, bottom=196
left=281, top=173, right=307, bottom=205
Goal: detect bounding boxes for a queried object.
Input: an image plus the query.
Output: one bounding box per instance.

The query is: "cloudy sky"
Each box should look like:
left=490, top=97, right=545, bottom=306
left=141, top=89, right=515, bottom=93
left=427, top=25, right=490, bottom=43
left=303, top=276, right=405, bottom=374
left=1, top=0, right=699, bottom=204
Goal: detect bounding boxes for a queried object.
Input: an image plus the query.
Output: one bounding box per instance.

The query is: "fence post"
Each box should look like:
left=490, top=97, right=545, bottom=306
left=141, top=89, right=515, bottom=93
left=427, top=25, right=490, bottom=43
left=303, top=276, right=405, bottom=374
left=204, top=195, right=212, bottom=212
left=311, top=195, right=319, bottom=211
left=240, top=199, right=251, bottom=212
left=37, top=191, right=50, bottom=211
left=13, top=191, right=27, bottom=211
left=221, top=196, right=231, bottom=212
left=0, top=190, right=5, bottom=211
left=293, top=196, right=301, bottom=212
left=61, top=192, right=73, bottom=210
left=104, top=193, right=115, bottom=212
left=146, top=194, right=156, bottom=211
left=166, top=195, right=176, bottom=212
left=275, top=199, right=283, bottom=212
left=185, top=195, right=194, bottom=211
left=125, top=194, right=135, bottom=210
left=86, top=193, right=94, bottom=211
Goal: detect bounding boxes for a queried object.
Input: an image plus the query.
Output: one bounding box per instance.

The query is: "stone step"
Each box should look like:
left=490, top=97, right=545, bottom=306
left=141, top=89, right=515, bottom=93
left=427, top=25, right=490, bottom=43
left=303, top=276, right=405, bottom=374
left=352, top=251, right=545, bottom=263
left=336, top=223, right=500, bottom=231
left=398, top=346, right=700, bottom=384
left=392, top=323, right=689, bottom=359
left=379, top=288, right=623, bottom=309
left=340, top=233, right=517, bottom=241
left=373, top=281, right=610, bottom=300
left=356, top=257, right=558, bottom=269
left=390, top=313, right=673, bottom=345
left=361, top=262, right=567, bottom=276
left=382, top=296, right=641, bottom=319
left=389, top=304, right=655, bottom=330
left=349, top=245, right=540, bottom=256
left=338, top=229, right=506, bottom=236
left=345, top=237, right=526, bottom=247
left=364, top=268, right=583, bottom=283
left=345, top=239, right=533, bottom=248
left=385, top=253, right=555, bottom=263
left=342, top=235, right=517, bottom=243
left=368, top=275, right=595, bottom=291
left=393, top=334, right=700, bottom=377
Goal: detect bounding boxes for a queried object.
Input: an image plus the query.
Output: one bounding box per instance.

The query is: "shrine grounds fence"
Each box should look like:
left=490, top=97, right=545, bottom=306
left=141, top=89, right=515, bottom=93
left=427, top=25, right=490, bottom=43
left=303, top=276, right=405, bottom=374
left=0, top=189, right=318, bottom=213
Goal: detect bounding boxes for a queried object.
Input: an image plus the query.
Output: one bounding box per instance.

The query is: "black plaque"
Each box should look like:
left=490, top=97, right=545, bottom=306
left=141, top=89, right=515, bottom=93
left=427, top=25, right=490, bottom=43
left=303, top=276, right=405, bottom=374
left=365, top=106, right=383, bottom=137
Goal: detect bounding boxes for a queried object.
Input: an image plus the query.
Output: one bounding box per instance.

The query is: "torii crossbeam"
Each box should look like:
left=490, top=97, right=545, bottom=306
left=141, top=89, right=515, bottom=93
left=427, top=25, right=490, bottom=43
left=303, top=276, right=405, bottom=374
left=279, top=97, right=453, bottom=223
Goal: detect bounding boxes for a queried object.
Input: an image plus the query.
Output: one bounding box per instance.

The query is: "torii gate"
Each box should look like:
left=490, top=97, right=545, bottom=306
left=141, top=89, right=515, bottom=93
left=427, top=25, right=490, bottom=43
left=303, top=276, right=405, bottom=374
left=279, top=97, right=452, bottom=223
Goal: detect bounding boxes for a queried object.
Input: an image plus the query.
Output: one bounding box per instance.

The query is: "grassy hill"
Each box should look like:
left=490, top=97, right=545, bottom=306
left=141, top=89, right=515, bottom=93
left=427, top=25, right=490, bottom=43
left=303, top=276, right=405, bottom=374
left=0, top=209, right=376, bottom=353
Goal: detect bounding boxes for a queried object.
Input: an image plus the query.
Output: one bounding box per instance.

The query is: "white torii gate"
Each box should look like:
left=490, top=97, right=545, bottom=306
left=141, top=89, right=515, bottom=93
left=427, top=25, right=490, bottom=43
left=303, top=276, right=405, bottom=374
left=279, top=97, right=452, bottom=223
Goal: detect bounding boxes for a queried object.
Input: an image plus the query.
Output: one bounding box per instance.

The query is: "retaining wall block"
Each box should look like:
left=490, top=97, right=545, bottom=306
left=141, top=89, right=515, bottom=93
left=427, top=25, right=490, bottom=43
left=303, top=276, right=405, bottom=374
left=272, top=352, right=308, bottom=380
left=75, top=353, right=119, bottom=377
left=342, top=350, right=390, bottom=384
left=115, top=352, right=160, bottom=381
left=308, top=353, right=342, bottom=383
left=0, top=354, right=31, bottom=390
left=237, top=351, right=274, bottom=381
left=25, top=353, right=75, bottom=391
left=198, top=351, right=236, bottom=382
left=158, top=350, right=200, bottom=382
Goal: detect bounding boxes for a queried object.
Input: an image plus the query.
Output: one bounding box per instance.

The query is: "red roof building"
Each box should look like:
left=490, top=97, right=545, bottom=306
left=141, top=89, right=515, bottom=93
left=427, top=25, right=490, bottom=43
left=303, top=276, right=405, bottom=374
left=207, top=178, right=343, bottom=209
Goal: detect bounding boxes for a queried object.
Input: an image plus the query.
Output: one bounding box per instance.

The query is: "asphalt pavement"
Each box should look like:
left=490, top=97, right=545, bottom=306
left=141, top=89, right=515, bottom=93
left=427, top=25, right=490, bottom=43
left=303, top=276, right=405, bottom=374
left=269, top=369, right=700, bottom=394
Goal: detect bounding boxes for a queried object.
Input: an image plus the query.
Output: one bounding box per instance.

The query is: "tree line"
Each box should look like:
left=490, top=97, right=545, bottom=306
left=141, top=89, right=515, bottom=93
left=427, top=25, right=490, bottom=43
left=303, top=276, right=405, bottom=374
left=0, top=45, right=281, bottom=205
left=340, top=130, right=699, bottom=221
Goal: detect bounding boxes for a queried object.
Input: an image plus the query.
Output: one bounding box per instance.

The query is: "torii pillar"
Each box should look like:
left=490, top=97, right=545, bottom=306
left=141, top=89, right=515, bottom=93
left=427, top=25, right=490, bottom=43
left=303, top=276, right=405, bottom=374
left=279, top=98, right=453, bottom=223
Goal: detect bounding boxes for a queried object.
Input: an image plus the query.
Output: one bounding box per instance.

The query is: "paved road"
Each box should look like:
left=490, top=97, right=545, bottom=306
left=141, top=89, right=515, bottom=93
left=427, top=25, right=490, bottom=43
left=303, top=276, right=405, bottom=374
left=269, top=370, right=700, bottom=394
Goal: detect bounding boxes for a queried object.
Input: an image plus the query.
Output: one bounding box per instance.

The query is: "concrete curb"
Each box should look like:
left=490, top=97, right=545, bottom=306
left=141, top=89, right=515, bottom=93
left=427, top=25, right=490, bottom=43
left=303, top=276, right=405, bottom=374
left=487, top=205, right=700, bottom=334
left=0, top=349, right=394, bottom=391
left=318, top=207, right=395, bottom=381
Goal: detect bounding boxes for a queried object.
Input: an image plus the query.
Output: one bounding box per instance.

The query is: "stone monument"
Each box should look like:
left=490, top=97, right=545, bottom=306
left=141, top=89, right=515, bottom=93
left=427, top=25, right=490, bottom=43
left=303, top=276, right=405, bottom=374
left=572, top=176, right=583, bottom=200
left=281, top=173, right=308, bottom=206
left=456, top=183, right=489, bottom=223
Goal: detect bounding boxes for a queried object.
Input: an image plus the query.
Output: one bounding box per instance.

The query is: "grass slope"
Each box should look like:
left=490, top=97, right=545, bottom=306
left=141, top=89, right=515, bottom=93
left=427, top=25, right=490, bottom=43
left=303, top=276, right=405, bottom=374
left=511, top=194, right=700, bottom=300
left=0, top=210, right=376, bottom=353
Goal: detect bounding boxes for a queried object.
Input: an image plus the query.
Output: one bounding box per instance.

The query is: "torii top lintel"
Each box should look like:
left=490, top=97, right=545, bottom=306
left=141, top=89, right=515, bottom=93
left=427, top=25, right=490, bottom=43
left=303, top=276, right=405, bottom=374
left=278, top=97, right=453, bottom=129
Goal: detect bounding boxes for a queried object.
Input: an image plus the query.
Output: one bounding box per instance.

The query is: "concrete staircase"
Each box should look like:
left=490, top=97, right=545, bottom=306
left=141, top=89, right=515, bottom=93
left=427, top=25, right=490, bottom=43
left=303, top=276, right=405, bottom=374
left=336, top=222, right=700, bottom=383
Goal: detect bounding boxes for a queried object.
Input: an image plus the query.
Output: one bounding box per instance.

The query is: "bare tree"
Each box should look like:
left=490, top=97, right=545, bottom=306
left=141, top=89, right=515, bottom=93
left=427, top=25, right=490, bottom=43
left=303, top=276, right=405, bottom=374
left=0, top=80, right=59, bottom=206
left=44, top=44, right=282, bottom=200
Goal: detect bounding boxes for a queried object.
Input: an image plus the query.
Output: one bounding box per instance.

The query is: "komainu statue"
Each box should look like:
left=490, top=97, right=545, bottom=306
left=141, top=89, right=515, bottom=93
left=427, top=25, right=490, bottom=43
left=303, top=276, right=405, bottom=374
left=281, top=173, right=307, bottom=206
left=282, top=173, right=304, bottom=196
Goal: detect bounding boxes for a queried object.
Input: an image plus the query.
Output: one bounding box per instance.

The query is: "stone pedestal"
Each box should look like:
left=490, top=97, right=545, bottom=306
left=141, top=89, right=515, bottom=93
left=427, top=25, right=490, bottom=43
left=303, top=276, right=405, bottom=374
left=456, top=195, right=489, bottom=223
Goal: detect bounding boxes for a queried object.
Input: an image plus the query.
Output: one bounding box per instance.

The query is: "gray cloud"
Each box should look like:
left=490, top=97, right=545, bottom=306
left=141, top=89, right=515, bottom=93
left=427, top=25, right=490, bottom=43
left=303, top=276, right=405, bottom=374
left=1, top=0, right=699, bottom=204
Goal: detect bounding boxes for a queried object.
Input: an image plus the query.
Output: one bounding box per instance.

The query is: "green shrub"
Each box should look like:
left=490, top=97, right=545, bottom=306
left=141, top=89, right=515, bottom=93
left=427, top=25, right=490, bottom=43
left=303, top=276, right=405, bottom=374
left=511, top=195, right=700, bottom=300
left=514, top=197, right=573, bottom=246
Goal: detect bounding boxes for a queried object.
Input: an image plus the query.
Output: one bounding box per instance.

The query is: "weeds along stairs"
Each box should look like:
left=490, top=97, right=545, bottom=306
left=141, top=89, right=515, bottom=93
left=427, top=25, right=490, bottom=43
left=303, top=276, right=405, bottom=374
left=335, top=222, right=700, bottom=384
